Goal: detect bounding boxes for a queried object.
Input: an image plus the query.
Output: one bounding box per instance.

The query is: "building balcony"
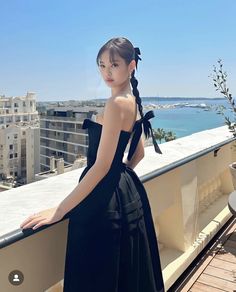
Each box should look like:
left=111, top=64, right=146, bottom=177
left=40, top=116, right=84, bottom=123
left=0, top=125, right=235, bottom=291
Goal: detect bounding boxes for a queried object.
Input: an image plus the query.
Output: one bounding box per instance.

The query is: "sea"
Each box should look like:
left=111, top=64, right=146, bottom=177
left=141, top=97, right=235, bottom=140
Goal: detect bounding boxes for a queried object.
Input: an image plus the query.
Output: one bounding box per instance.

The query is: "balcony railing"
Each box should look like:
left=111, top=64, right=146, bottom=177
left=0, top=125, right=235, bottom=291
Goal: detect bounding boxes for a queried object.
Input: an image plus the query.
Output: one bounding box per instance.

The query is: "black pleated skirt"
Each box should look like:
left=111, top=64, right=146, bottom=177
left=63, top=162, right=165, bottom=292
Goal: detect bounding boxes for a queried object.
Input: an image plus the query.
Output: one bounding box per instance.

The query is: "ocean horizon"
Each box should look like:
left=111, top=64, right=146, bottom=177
left=39, top=96, right=234, bottom=141
left=140, top=97, right=234, bottom=140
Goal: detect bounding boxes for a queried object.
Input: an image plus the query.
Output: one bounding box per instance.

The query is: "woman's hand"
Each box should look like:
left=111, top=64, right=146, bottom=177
left=20, top=206, right=64, bottom=230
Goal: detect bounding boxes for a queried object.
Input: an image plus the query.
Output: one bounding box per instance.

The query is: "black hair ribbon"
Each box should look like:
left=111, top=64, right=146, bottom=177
left=134, top=47, right=142, bottom=70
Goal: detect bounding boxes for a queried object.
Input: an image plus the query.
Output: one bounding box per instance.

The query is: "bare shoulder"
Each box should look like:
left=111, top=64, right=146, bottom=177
left=108, top=95, right=128, bottom=105
left=108, top=94, right=136, bottom=110
left=95, top=97, right=126, bottom=124
left=104, top=95, right=139, bottom=132
left=105, top=96, right=124, bottom=112
left=102, top=97, right=124, bottom=125
left=104, top=95, right=127, bottom=114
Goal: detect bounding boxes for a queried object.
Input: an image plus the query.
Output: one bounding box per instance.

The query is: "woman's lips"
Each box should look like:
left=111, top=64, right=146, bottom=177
left=106, top=79, right=114, bottom=82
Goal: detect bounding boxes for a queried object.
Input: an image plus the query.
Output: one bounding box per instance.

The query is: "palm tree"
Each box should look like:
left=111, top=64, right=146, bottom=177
left=153, top=128, right=166, bottom=143
left=152, top=127, right=177, bottom=144
left=164, top=131, right=176, bottom=142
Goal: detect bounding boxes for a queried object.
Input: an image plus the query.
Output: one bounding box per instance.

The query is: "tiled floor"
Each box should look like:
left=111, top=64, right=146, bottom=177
left=169, top=216, right=236, bottom=292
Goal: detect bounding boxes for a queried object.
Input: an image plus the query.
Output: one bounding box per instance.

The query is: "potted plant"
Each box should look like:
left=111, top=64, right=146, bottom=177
left=211, top=59, right=236, bottom=189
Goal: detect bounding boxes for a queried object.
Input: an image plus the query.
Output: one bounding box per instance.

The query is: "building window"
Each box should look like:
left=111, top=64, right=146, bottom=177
left=14, top=153, right=17, bottom=158
left=10, top=154, right=13, bottom=159
left=14, top=109, right=18, bottom=113
left=14, top=134, right=18, bottom=139
left=14, top=172, right=17, bottom=176
left=9, top=144, right=13, bottom=150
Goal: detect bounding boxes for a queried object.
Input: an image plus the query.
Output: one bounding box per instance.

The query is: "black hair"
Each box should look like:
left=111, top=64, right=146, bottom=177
left=96, top=37, right=163, bottom=156
left=96, top=37, right=144, bottom=120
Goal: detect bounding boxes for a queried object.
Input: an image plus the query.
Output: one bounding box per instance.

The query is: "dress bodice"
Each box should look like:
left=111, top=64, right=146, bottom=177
left=81, top=110, right=163, bottom=169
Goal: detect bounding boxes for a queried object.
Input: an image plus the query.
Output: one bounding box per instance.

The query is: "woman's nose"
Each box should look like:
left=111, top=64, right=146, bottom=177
left=106, top=68, right=112, bottom=76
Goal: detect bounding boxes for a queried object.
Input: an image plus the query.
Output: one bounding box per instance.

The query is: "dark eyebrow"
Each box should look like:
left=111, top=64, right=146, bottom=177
left=99, top=60, right=120, bottom=63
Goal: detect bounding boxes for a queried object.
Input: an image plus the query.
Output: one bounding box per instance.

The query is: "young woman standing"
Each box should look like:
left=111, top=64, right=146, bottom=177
left=20, top=36, right=165, bottom=292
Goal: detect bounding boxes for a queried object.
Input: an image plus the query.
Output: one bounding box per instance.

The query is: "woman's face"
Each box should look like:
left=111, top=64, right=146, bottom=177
left=98, top=50, right=134, bottom=88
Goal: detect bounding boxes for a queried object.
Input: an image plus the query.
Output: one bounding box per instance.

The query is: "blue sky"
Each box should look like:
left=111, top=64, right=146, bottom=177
left=0, top=0, right=235, bottom=101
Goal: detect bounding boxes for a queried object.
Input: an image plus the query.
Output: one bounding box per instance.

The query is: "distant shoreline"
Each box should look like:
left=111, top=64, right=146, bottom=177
left=89, top=97, right=226, bottom=102
left=37, top=97, right=227, bottom=105
left=142, top=97, right=226, bottom=101
left=144, top=102, right=210, bottom=110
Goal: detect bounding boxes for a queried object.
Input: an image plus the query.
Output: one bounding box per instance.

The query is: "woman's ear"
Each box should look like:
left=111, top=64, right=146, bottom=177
left=129, top=59, right=136, bottom=73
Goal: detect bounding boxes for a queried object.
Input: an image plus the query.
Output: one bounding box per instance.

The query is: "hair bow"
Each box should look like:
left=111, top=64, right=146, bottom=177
left=127, top=110, right=162, bottom=161
left=134, top=47, right=142, bottom=70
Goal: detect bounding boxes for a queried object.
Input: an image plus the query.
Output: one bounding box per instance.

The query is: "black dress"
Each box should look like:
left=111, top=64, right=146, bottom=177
left=62, top=110, right=165, bottom=292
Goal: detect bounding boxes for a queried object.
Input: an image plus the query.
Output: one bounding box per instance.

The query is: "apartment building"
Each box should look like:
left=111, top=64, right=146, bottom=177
left=0, top=92, right=40, bottom=185
left=40, top=106, right=103, bottom=171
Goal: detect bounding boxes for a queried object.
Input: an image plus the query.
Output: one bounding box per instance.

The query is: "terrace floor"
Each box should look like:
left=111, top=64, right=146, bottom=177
left=168, top=216, right=236, bottom=292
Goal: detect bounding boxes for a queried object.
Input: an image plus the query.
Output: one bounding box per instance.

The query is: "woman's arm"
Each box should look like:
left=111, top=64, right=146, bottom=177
left=123, top=154, right=144, bottom=170
left=58, top=97, right=126, bottom=217
left=58, top=162, right=109, bottom=216
left=123, top=135, right=145, bottom=169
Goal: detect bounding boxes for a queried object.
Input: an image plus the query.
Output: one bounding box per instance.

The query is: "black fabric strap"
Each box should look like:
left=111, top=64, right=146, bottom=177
left=127, top=110, right=162, bottom=161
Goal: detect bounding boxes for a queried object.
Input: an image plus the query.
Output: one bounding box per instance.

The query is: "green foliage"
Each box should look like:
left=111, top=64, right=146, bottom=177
left=153, top=128, right=176, bottom=143
left=210, top=59, right=236, bottom=138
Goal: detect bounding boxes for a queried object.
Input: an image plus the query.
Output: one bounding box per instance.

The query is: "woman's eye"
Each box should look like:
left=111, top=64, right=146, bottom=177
left=99, top=64, right=118, bottom=68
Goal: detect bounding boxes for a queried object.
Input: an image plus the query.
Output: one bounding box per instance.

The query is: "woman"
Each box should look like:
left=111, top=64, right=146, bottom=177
left=20, top=37, right=165, bottom=292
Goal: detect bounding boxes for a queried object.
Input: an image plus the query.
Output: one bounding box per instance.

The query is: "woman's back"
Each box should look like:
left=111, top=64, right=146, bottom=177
left=63, top=36, right=165, bottom=292
left=63, top=106, right=165, bottom=291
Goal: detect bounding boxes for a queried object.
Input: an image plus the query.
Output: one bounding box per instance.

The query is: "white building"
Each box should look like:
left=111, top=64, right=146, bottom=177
left=40, top=106, right=102, bottom=171
left=0, top=92, right=40, bottom=186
